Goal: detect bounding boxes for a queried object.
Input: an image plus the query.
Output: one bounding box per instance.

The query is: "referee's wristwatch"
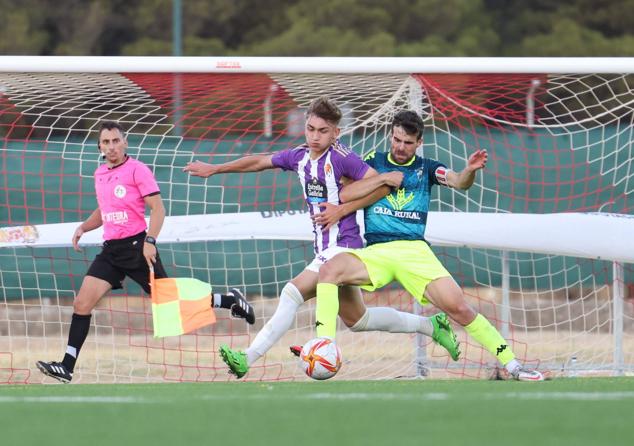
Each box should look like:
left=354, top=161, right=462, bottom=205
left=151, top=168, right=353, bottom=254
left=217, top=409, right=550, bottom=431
left=145, top=236, right=157, bottom=245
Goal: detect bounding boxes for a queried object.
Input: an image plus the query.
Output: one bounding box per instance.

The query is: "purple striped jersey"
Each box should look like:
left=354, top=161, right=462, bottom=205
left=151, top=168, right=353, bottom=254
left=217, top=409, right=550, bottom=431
left=271, top=141, right=369, bottom=253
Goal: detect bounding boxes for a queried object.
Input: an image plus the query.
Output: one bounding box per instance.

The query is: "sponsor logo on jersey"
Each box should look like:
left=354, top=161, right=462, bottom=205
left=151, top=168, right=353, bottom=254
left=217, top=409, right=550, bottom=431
left=306, top=177, right=327, bottom=203
left=386, top=188, right=415, bottom=210
left=373, top=206, right=421, bottom=221
left=102, top=211, right=129, bottom=225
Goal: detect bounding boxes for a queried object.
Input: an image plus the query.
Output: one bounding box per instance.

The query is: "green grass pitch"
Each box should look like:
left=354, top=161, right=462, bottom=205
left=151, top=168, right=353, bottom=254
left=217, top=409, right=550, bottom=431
left=2, top=378, right=633, bottom=446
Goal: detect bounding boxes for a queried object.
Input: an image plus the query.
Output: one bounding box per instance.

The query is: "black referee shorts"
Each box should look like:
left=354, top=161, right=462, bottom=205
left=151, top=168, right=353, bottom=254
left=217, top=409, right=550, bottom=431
left=86, top=231, right=168, bottom=294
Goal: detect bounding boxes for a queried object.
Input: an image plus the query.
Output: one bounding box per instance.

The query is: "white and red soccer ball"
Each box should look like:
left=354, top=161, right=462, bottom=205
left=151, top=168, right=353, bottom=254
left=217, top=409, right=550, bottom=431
left=300, top=337, right=342, bottom=380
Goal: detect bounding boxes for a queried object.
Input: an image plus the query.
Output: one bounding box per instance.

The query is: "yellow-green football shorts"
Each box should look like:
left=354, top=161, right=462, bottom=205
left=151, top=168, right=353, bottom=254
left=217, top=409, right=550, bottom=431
left=349, top=240, right=450, bottom=305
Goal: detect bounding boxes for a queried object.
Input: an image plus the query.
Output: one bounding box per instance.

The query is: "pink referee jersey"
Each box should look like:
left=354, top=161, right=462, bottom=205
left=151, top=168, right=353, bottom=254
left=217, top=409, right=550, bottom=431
left=94, top=157, right=160, bottom=241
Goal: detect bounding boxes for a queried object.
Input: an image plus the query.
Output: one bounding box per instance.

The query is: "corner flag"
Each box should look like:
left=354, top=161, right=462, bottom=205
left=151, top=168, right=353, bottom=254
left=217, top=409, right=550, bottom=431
left=150, top=272, right=216, bottom=338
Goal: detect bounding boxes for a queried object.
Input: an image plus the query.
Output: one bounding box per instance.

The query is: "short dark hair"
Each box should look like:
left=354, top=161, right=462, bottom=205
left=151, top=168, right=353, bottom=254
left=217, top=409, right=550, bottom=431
left=306, top=96, right=342, bottom=125
left=392, top=111, right=424, bottom=139
left=98, top=121, right=126, bottom=139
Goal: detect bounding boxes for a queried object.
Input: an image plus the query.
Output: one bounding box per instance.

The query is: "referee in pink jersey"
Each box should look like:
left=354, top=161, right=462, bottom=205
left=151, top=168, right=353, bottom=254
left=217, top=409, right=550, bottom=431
left=37, top=121, right=253, bottom=383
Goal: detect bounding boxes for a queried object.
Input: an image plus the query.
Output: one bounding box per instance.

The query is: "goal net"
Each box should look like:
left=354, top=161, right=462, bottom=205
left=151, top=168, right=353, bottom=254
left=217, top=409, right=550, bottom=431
left=1, top=57, right=633, bottom=383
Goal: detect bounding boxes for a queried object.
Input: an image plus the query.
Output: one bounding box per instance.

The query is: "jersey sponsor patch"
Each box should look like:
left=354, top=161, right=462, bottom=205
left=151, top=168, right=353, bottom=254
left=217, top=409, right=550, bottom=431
left=306, top=177, right=327, bottom=203
left=372, top=205, right=422, bottom=221
left=102, top=210, right=129, bottom=225
left=386, top=188, right=415, bottom=210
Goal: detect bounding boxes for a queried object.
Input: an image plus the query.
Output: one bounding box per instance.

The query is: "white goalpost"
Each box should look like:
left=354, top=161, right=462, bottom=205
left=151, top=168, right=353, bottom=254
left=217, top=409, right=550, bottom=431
left=1, top=57, right=633, bottom=383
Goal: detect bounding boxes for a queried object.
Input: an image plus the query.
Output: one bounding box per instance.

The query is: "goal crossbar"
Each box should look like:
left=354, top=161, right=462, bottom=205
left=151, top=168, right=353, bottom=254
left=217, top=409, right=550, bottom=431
left=1, top=56, right=634, bottom=74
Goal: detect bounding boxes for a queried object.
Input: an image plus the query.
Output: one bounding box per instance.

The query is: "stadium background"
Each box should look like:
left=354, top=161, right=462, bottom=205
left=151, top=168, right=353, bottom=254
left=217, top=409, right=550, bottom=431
left=1, top=3, right=633, bottom=445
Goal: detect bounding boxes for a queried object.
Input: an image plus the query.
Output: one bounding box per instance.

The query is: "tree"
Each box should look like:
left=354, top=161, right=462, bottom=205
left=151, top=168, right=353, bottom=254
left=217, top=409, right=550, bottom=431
left=0, top=0, right=631, bottom=56
left=520, top=18, right=634, bottom=56
left=0, top=1, right=49, bottom=54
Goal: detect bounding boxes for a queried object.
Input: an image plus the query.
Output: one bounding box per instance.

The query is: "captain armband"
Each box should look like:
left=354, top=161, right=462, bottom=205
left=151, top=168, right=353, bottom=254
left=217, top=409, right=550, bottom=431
left=434, top=166, right=452, bottom=186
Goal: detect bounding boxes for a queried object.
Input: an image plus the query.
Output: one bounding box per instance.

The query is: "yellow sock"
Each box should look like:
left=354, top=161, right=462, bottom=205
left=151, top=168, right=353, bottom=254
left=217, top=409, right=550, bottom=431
left=464, top=313, right=515, bottom=365
left=316, top=283, right=338, bottom=338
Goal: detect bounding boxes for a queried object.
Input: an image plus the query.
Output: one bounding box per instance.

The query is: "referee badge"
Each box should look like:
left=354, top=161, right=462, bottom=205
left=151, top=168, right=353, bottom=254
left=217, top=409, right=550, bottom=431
left=114, top=184, right=127, bottom=198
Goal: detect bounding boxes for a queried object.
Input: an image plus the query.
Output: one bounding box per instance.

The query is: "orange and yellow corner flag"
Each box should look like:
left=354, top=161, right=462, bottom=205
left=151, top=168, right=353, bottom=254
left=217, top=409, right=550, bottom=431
left=150, top=272, right=216, bottom=338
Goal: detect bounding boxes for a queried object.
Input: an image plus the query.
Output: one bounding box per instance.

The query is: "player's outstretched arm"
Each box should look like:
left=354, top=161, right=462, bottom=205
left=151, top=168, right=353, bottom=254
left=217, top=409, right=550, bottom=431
left=72, top=208, right=102, bottom=252
left=339, top=169, right=403, bottom=203
left=446, top=149, right=488, bottom=190
left=313, top=185, right=391, bottom=231
left=312, top=168, right=401, bottom=230
left=183, top=154, right=275, bottom=178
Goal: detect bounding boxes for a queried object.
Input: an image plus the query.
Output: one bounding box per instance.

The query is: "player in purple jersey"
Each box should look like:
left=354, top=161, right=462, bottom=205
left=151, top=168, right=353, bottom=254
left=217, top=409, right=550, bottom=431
left=184, top=96, right=459, bottom=378
left=36, top=121, right=253, bottom=384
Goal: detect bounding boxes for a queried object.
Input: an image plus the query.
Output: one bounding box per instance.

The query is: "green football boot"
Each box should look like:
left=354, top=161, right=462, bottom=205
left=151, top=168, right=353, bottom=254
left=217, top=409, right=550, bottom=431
left=219, top=344, right=249, bottom=378
left=431, top=312, right=461, bottom=361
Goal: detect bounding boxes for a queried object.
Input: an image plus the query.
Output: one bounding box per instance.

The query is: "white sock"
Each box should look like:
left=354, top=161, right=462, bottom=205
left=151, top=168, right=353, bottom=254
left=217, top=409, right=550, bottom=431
left=65, top=346, right=77, bottom=358
left=351, top=307, right=433, bottom=336
left=212, top=293, right=223, bottom=308
left=245, top=282, right=303, bottom=366
left=504, top=358, right=521, bottom=373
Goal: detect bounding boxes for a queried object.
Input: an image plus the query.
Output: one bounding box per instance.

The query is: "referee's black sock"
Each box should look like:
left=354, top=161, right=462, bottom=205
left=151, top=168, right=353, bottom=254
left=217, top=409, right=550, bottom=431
left=61, top=313, right=92, bottom=372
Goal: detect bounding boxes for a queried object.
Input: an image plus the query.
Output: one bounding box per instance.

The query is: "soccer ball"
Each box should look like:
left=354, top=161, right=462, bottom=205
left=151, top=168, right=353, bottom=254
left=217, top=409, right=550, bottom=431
left=300, top=337, right=342, bottom=380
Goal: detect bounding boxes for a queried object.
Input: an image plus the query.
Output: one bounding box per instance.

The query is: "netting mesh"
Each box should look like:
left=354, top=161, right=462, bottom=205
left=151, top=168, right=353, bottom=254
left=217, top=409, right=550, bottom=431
left=1, top=71, right=633, bottom=383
